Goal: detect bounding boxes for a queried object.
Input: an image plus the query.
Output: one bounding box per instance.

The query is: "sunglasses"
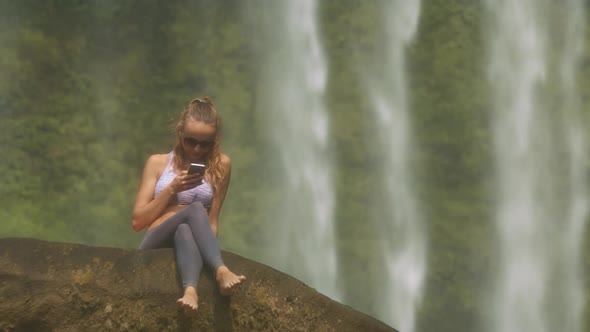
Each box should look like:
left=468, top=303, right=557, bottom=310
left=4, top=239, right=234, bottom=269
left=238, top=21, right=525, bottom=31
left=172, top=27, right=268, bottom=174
left=183, top=137, right=215, bottom=148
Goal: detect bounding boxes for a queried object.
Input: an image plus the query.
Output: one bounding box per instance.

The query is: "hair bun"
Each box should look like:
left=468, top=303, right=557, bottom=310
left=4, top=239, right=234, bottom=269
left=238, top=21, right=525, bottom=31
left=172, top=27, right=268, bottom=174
left=201, top=96, right=214, bottom=105
left=189, top=96, right=214, bottom=106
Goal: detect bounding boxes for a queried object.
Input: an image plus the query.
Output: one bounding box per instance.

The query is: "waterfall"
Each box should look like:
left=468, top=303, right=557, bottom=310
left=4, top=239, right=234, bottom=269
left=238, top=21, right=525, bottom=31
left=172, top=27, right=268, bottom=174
left=554, top=2, right=589, bottom=331
left=367, top=1, right=425, bottom=331
left=485, top=1, right=588, bottom=331
left=255, top=0, right=340, bottom=300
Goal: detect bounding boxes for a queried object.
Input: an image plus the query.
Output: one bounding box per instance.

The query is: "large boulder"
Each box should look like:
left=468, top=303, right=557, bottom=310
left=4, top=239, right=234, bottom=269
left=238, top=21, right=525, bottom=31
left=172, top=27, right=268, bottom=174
left=0, top=238, right=397, bottom=331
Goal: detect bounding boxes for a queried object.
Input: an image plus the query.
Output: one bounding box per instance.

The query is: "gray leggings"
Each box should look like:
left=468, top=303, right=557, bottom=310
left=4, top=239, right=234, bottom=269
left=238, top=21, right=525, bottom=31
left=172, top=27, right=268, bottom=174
left=139, top=202, right=224, bottom=288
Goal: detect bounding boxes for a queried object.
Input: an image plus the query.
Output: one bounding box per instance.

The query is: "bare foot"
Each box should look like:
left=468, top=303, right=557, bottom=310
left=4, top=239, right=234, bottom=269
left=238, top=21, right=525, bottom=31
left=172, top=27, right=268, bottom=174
left=176, top=286, right=198, bottom=316
left=216, top=266, right=246, bottom=296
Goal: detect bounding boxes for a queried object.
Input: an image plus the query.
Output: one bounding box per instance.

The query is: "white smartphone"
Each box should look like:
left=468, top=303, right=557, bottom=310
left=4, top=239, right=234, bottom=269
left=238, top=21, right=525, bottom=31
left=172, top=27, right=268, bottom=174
left=188, top=163, right=206, bottom=176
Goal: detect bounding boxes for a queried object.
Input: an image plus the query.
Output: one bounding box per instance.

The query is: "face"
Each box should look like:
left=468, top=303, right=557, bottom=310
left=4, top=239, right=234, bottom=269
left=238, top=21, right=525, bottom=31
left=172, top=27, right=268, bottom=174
left=182, top=117, right=217, bottom=162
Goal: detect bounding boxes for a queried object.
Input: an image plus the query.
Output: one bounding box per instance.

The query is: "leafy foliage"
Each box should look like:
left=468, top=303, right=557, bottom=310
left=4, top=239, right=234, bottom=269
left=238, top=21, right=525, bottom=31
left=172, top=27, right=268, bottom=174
left=0, top=1, right=589, bottom=331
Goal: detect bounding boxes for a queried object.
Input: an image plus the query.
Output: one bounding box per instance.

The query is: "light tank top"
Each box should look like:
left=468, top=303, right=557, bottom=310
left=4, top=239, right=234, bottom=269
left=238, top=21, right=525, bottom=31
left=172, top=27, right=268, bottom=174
left=153, top=152, right=213, bottom=209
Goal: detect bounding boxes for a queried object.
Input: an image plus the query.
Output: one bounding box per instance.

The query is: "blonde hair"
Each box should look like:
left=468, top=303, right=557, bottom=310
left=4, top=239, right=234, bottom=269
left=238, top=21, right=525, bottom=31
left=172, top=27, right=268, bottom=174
left=173, top=96, right=224, bottom=193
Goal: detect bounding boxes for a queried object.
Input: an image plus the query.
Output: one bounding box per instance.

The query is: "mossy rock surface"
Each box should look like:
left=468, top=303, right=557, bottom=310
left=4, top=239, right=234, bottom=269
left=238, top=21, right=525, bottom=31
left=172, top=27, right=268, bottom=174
left=0, top=238, right=397, bottom=332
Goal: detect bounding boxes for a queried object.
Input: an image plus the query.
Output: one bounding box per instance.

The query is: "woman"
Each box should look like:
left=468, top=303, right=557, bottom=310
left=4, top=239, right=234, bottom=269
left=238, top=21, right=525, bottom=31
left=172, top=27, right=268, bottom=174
left=131, top=96, right=246, bottom=315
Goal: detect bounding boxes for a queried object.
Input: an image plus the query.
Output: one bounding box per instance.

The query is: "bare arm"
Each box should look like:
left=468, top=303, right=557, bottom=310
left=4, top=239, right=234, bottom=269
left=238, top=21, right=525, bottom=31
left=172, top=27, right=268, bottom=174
left=131, top=154, right=175, bottom=232
left=132, top=154, right=204, bottom=232
left=208, top=154, right=232, bottom=237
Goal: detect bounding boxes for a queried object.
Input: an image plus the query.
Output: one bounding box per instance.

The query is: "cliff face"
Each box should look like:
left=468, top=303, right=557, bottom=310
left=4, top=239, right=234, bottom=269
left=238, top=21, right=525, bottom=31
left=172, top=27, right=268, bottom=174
left=0, top=238, right=397, bottom=332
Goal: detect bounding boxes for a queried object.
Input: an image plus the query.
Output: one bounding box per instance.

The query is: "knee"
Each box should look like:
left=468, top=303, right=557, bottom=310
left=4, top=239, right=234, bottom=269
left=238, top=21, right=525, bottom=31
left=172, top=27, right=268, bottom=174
left=187, top=201, right=206, bottom=218
left=174, top=224, right=192, bottom=241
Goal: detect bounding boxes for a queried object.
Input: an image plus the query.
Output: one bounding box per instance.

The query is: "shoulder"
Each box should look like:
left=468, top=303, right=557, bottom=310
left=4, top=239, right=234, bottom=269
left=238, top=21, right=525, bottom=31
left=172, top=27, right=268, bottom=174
left=219, top=153, right=231, bottom=178
left=146, top=153, right=170, bottom=166
left=144, top=153, right=170, bottom=174
left=220, top=153, right=231, bottom=169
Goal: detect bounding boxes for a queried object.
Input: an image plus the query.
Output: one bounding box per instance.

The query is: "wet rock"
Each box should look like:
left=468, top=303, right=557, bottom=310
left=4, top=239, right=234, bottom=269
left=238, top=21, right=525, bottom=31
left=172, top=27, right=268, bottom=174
left=0, top=238, right=397, bottom=332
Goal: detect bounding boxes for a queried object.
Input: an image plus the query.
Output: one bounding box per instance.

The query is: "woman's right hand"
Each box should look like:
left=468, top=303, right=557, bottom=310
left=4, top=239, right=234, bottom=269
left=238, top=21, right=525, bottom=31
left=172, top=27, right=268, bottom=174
left=170, top=170, right=204, bottom=194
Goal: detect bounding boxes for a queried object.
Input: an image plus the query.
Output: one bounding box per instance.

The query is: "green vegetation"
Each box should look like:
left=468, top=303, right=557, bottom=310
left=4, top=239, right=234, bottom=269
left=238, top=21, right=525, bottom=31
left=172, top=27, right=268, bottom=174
left=0, top=1, right=589, bottom=331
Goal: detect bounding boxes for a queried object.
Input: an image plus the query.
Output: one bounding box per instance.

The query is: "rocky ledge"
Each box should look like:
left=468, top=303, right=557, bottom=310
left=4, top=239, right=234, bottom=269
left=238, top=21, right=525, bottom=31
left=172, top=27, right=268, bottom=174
left=0, top=238, right=396, bottom=332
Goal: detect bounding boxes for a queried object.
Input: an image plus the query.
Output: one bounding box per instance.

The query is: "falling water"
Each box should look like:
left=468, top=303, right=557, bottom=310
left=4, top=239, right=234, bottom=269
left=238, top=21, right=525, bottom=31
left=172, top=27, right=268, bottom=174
left=486, top=1, right=588, bottom=331
left=553, top=2, right=589, bottom=331
left=367, top=1, right=425, bottom=331
left=255, top=1, right=340, bottom=300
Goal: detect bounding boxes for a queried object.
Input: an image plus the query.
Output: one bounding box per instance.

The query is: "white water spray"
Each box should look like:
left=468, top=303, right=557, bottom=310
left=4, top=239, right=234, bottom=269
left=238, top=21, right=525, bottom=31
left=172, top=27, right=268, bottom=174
left=486, top=1, right=588, bottom=331
left=256, top=0, right=339, bottom=300
left=554, top=2, right=589, bottom=331
left=367, top=1, right=425, bottom=331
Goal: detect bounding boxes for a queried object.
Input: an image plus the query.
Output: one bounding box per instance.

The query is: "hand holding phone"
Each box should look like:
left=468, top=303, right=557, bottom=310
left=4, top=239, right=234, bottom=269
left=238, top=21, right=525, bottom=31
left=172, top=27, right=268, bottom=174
left=188, top=163, right=206, bottom=176
left=171, top=163, right=206, bottom=193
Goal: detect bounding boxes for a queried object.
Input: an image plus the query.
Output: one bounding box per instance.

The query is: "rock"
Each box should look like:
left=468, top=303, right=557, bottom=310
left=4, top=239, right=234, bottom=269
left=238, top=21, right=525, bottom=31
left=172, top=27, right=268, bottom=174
left=0, top=238, right=397, bottom=332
